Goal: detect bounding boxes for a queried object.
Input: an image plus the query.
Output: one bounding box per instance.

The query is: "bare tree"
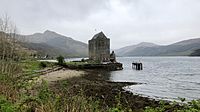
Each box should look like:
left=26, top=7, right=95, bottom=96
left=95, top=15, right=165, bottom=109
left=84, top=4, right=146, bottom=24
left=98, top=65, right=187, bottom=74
left=0, top=14, right=22, bottom=76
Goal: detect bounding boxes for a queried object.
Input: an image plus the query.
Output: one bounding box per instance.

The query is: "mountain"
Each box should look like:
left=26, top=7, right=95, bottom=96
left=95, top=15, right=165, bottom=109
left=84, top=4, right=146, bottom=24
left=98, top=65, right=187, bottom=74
left=21, top=43, right=67, bottom=57
left=0, top=31, right=34, bottom=59
left=116, top=42, right=159, bottom=56
left=190, top=49, right=200, bottom=56
left=116, top=38, right=200, bottom=56
left=20, top=30, right=88, bottom=58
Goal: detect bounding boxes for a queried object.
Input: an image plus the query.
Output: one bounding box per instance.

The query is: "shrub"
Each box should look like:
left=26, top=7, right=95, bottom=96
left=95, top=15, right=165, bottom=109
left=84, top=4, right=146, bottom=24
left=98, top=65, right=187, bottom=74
left=39, top=62, right=47, bottom=68
left=81, top=58, right=85, bottom=62
left=56, top=55, right=65, bottom=66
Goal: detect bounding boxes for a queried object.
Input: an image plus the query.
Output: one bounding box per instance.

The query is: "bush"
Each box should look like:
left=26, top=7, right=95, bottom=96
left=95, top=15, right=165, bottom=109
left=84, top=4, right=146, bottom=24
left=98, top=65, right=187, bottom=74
left=39, top=62, right=47, bottom=68
left=56, top=56, right=65, bottom=66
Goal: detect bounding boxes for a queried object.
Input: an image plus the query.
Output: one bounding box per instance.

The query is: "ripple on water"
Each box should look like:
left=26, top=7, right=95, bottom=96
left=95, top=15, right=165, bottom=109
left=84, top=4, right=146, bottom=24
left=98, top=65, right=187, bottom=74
left=109, top=57, right=200, bottom=101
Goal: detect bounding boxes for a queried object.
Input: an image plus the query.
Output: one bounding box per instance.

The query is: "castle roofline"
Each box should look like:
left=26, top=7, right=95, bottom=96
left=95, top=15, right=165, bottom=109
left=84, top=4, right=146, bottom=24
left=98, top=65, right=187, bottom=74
left=92, top=31, right=108, bottom=40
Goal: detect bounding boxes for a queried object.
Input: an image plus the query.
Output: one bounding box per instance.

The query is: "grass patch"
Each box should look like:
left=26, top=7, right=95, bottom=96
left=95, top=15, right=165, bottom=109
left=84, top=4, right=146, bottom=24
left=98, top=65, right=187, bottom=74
left=21, top=60, right=42, bottom=72
left=20, top=60, right=55, bottom=75
left=0, top=95, right=16, bottom=112
left=65, top=61, right=87, bottom=66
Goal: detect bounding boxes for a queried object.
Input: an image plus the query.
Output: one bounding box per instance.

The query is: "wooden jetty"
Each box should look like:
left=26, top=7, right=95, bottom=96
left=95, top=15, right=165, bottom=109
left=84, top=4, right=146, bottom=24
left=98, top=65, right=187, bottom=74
left=132, top=62, right=143, bottom=70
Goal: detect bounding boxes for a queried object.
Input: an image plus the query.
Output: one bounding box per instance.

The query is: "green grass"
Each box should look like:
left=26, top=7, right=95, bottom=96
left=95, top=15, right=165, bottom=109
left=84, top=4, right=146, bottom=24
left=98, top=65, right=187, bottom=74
left=0, top=95, right=16, bottom=112
left=2, top=59, right=200, bottom=112
left=65, top=61, right=87, bottom=66
left=20, top=60, right=55, bottom=75
left=0, top=60, right=105, bottom=112
left=21, top=60, right=41, bottom=72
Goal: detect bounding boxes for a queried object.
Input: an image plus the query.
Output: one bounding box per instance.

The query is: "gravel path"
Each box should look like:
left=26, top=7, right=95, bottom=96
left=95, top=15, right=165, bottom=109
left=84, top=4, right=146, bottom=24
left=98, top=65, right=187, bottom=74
left=39, top=69, right=85, bottom=83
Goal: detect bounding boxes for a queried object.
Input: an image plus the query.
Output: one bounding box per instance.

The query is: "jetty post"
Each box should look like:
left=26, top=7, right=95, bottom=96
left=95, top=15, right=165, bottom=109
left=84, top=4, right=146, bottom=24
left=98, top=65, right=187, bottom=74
left=132, top=62, right=143, bottom=70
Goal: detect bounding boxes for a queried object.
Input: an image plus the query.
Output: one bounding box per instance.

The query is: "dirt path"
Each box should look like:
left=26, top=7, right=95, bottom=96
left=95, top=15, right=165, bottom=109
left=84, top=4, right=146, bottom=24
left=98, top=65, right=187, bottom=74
left=38, top=68, right=85, bottom=83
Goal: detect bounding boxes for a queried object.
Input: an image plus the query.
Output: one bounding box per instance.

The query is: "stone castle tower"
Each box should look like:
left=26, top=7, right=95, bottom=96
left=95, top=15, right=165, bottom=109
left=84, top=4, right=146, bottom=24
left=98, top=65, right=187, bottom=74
left=88, top=32, right=110, bottom=62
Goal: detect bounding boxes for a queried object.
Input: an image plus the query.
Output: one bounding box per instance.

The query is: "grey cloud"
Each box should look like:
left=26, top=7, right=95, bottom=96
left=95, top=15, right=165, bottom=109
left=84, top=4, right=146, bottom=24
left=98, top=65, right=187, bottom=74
left=1, top=0, right=200, bottom=49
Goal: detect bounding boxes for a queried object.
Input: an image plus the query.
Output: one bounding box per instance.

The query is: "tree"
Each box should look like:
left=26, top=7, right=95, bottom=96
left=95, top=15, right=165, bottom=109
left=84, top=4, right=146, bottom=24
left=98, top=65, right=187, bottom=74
left=56, top=55, right=65, bottom=65
left=0, top=14, right=22, bottom=75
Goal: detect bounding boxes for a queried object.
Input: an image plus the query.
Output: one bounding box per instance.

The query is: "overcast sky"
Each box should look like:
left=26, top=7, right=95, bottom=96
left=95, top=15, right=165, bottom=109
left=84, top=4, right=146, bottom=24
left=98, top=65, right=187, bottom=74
left=1, top=0, right=200, bottom=49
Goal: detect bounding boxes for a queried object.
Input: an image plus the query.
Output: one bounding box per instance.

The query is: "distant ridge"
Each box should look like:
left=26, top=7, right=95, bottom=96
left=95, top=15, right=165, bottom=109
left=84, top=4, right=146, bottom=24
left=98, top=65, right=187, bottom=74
left=116, top=38, right=200, bottom=56
left=20, top=30, right=88, bottom=57
left=116, top=42, right=159, bottom=56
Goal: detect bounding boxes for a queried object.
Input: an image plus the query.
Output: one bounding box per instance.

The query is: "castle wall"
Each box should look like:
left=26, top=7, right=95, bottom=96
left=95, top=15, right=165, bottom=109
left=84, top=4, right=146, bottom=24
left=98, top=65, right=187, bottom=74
left=88, top=36, right=110, bottom=62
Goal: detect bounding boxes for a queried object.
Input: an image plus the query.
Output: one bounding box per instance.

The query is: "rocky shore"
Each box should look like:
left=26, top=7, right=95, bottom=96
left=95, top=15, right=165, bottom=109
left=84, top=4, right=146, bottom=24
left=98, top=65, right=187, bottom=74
left=50, top=69, right=159, bottom=111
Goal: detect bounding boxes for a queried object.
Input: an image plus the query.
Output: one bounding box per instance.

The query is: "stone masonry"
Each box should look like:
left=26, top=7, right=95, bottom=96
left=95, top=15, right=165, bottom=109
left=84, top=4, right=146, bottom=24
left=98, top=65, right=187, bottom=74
left=88, top=32, right=110, bottom=62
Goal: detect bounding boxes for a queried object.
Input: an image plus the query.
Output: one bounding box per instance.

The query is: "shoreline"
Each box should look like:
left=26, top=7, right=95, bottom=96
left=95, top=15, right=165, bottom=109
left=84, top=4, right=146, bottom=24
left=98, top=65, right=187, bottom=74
left=50, top=69, right=159, bottom=111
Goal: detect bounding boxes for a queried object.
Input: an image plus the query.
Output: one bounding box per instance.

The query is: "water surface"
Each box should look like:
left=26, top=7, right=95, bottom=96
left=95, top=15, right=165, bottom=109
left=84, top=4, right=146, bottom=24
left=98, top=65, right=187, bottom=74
left=109, top=57, right=200, bottom=101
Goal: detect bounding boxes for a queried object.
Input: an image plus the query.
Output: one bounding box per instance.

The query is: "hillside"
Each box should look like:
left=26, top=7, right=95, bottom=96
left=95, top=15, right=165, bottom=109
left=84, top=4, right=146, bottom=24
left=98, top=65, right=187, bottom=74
left=0, top=31, right=33, bottom=59
left=21, top=43, right=67, bottom=57
left=116, top=38, right=200, bottom=56
left=190, top=49, right=200, bottom=56
left=116, top=42, right=159, bottom=56
left=20, top=30, right=88, bottom=58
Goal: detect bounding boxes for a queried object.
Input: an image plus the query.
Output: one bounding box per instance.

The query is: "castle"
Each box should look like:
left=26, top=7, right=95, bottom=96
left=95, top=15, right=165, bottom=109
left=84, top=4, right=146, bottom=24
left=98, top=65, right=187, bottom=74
left=89, top=32, right=115, bottom=62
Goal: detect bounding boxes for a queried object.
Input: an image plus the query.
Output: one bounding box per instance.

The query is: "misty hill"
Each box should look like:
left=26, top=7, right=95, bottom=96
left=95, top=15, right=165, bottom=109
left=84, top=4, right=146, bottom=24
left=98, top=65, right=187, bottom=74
left=116, top=42, right=159, bottom=56
left=190, top=49, right=200, bottom=56
left=21, top=30, right=88, bottom=57
left=21, top=43, right=67, bottom=57
left=116, top=38, right=200, bottom=56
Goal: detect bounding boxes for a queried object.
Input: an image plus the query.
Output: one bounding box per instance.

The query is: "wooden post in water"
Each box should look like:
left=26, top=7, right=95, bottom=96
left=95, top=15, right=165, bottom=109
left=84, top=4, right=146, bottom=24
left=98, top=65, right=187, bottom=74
left=136, top=63, right=139, bottom=70
left=132, top=62, right=143, bottom=70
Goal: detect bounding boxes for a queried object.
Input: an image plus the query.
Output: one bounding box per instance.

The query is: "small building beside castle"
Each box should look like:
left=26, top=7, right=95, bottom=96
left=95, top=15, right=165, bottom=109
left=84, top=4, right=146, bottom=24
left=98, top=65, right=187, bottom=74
left=88, top=32, right=111, bottom=62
